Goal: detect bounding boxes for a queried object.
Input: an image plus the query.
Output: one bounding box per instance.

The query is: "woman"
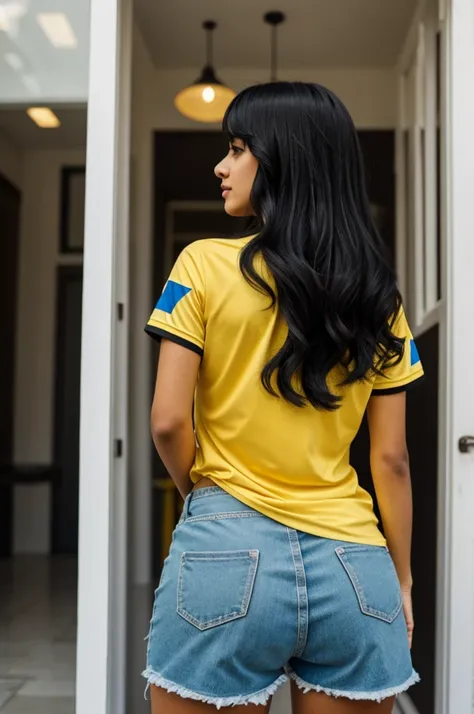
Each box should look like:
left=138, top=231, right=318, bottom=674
left=143, top=82, right=423, bottom=714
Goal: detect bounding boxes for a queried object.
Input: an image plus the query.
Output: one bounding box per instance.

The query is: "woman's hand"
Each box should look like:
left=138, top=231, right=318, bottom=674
left=401, top=583, right=414, bottom=648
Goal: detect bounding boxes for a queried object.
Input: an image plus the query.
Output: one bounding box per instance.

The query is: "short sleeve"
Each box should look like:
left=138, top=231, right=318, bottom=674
left=145, top=246, right=205, bottom=356
left=372, top=307, right=424, bottom=395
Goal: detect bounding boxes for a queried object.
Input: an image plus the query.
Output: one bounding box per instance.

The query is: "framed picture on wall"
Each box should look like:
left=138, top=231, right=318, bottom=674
left=60, top=166, right=86, bottom=253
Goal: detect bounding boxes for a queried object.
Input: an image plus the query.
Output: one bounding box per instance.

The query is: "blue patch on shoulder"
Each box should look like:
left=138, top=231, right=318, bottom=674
left=410, top=339, right=420, bottom=367
left=156, top=280, right=192, bottom=314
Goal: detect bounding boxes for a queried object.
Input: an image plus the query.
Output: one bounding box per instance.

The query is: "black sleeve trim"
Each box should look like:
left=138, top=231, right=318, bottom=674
left=371, top=374, right=425, bottom=396
left=144, top=325, right=204, bottom=357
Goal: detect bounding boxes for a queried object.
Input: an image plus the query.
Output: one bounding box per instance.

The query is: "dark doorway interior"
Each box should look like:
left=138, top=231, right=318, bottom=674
left=0, top=173, right=21, bottom=557
left=405, top=325, right=438, bottom=714
left=358, top=131, right=396, bottom=263
left=53, top=267, right=83, bottom=554
left=151, top=130, right=397, bottom=578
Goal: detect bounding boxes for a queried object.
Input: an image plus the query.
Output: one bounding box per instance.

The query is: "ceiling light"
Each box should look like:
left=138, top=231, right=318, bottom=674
left=0, top=1, right=27, bottom=36
left=27, top=107, right=61, bottom=128
left=202, top=86, right=215, bottom=103
left=174, top=20, right=235, bottom=124
left=37, top=12, right=77, bottom=48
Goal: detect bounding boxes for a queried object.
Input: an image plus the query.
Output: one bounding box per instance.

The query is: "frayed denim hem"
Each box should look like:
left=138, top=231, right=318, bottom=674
left=287, top=667, right=420, bottom=703
left=142, top=668, right=288, bottom=709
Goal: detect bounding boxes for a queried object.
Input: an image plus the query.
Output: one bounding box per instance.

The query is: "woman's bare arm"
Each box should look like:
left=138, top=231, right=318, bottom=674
left=150, top=339, right=201, bottom=499
left=367, top=391, right=414, bottom=645
left=366, top=392, right=413, bottom=588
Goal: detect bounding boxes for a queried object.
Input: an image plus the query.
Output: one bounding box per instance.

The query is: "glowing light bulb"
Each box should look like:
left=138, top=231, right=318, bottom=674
left=202, top=86, right=215, bottom=103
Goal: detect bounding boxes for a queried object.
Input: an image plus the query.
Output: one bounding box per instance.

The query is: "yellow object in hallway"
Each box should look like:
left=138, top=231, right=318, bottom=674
left=154, top=477, right=178, bottom=564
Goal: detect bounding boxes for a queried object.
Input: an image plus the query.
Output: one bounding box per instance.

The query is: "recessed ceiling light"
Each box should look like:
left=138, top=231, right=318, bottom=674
left=27, top=107, right=61, bottom=129
left=0, top=2, right=28, bottom=35
left=36, top=12, right=77, bottom=48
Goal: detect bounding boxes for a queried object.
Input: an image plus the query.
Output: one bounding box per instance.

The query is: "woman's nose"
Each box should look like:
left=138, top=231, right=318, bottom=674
left=214, top=160, right=229, bottom=179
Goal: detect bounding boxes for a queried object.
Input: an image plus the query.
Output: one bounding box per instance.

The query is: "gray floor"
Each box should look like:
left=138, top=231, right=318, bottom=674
left=0, top=556, right=155, bottom=714
left=0, top=556, right=76, bottom=713
left=0, top=556, right=403, bottom=714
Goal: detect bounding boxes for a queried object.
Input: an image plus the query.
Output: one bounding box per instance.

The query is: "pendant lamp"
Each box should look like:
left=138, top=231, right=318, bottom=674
left=174, top=20, right=236, bottom=123
left=264, top=11, right=286, bottom=81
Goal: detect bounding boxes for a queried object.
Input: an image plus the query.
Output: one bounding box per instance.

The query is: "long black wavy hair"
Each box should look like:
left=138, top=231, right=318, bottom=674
left=223, top=82, right=404, bottom=410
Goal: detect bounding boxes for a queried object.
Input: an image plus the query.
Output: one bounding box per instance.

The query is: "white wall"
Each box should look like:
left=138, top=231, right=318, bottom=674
left=13, top=148, right=85, bottom=553
left=132, top=19, right=398, bottom=131
left=147, top=66, right=397, bottom=130
left=0, top=128, right=23, bottom=189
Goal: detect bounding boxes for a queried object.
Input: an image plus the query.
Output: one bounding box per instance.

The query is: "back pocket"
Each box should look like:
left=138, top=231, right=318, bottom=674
left=335, top=544, right=402, bottom=623
left=177, top=550, right=259, bottom=631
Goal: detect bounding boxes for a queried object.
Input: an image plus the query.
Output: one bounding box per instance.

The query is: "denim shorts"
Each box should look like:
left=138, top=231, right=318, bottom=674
left=143, top=487, right=419, bottom=708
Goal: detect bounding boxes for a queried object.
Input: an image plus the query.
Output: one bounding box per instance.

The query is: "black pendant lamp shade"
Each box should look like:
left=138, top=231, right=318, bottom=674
left=174, top=20, right=236, bottom=123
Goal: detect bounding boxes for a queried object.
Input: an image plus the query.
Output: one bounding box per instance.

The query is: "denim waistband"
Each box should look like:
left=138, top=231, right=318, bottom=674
left=181, top=485, right=247, bottom=521
left=190, top=486, right=224, bottom=501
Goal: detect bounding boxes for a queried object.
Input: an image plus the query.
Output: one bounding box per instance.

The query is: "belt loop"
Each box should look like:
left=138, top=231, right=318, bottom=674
left=180, top=491, right=193, bottom=523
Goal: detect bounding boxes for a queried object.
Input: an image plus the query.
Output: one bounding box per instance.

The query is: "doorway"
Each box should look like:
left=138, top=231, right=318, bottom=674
left=75, top=1, right=474, bottom=712
left=0, top=172, right=21, bottom=557
left=53, top=267, right=83, bottom=554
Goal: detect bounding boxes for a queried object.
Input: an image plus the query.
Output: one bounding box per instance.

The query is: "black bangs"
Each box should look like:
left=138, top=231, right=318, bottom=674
left=222, top=85, right=268, bottom=144
left=222, top=81, right=403, bottom=410
left=222, top=90, right=245, bottom=137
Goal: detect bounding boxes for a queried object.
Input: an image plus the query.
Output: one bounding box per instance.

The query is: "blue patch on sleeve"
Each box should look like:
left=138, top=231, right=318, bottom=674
left=156, top=280, right=192, bottom=314
left=410, top=339, right=420, bottom=367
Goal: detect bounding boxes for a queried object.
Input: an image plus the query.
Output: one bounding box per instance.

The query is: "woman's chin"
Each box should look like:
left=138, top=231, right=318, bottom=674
left=223, top=200, right=238, bottom=216
left=224, top=199, right=248, bottom=218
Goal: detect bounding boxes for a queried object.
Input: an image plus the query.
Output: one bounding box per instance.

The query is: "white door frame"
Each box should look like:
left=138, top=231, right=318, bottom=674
left=397, top=0, right=474, bottom=712
left=76, top=0, right=133, bottom=713
left=438, top=0, right=474, bottom=712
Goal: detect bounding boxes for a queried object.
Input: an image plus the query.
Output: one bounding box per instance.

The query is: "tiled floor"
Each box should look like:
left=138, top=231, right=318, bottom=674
left=0, top=556, right=77, bottom=714
left=0, top=556, right=152, bottom=714
left=0, top=557, right=404, bottom=714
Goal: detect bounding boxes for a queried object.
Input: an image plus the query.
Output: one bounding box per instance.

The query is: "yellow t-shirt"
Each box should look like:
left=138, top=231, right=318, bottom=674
left=146, top=236, right=424, bottom=546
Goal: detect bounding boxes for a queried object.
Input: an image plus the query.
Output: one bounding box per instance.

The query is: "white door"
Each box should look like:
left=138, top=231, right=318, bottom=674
left=440, top=0, right=474, bottom=712
left=75, top=0, right=133, bottom=713
left=397, top=1, right=474, bottom=713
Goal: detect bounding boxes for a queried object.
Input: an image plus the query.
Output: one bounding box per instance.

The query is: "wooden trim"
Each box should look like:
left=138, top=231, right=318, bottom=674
left=413, top=302, right=442, bottom=337
left=424, top=11, right=439, bottom=311
left=398, top=0, right=433, bottom=73
left=396, top=75, right=408, bottom=299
